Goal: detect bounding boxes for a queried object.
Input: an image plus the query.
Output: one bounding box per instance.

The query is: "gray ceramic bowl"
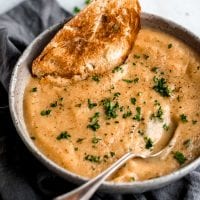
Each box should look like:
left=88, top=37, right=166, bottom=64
left=9, top=13, right=200, bottom=193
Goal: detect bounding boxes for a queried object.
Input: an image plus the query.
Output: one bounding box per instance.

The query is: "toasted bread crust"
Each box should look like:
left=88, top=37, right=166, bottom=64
left=32, top=0, right=141, bottom=80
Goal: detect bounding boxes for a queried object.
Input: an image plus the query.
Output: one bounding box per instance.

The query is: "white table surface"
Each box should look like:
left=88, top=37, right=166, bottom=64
left=0, top=0, right=200, bottom=37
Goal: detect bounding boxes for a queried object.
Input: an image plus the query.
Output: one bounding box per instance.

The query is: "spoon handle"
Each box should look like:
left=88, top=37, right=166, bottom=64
left=53, top=152, right=138, bottom=200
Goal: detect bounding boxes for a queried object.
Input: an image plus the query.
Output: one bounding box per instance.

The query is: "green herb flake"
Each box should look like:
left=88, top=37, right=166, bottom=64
left=151, top=106, right=164, bottom=121
left=130, top=97, right=136, bottom=105
left=123, top=77, right=139, bottom=84
left=85, top=0, right=91, bottom=4
left=192, top=120, right=197, bottom=125
left=174, top=151, right=186, bottom=165
left=134, top=78, right=139, bottom=83
left=122, top=110, right=132, bottom=119
left=163, top=123, right=169, bottom=131
left=180, top=114, right=188, bottom=123
left=76, top=138, right=85, bottom=143
left=73, top=6, right=80, bottom=14
left=92, top=137, right=102, bottom=144
left=88, top=99, right=97, bottom=109
left=153, top=76, right=171, bottom=97
left=50, top=101, right=57, bottom=108
left=134, top=54, right=140, bottom=59
left=133, top=62, right=136, bottom=66
left=130, top=177, right=135, bottom=182
left=110, top=152, right=115, bottom=157
left=143, top=54, right=149, bottom=60
left=40, top=109, right=51, bottom=116
left=92, top=75, right=100, bottom=83
left=114, top=92, right=121, bottom=98
left=74, top=147, right=78, bottom=151
left=133, top=107, right=142, bottom=121
left=122, top=79, right=134, bottom=83
left=85, top=155, right=101, bottom=163
left=151, top=67, right=159, bottom=73
left=168, top=43, right=173, bottom=49
left=56, top=131, right=71, bottom=140
left=102, top=98, right=119, bottom=119
left=154, top=100, right=160, bottom=106
left=87, top=112, right=100, bottom=131
left=145, top=137, right=153, bottom=149
left=31, top=87, right=37, bottom=92
left=112, top=66, right=123, bottom=73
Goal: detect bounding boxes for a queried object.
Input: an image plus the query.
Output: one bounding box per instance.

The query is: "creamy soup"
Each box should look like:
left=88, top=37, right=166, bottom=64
left=24, top=27, right=200, bottom=182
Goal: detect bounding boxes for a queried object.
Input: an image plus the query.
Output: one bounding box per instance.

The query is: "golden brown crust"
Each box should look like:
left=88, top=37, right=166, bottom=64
left=32, top=0, right=141, bottom=80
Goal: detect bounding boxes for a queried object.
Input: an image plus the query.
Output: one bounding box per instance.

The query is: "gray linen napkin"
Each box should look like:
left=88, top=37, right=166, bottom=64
left=0, top=0, right=199, bottom=199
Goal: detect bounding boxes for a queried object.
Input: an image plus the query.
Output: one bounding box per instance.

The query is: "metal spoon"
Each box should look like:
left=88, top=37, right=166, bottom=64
left=53, top=131, right=176, bottom=200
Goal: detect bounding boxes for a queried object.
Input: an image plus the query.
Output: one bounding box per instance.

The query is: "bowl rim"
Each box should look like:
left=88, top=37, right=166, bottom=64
left=9, top=12, right=200, bottom=193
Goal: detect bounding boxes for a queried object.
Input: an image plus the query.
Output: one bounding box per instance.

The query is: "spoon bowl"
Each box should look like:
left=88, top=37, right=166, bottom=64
left=54, top=130, right=178, bottom=200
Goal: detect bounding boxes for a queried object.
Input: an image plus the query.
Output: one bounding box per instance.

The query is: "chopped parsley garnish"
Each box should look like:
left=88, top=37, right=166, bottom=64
left=174, top=151, right=186, bottom=165
left=40, top=109, right=51, bottom=116
left=144, top=137, right=153, bottom=149
left=134, top=54, right=140, bottom=59
left=113, top=92, right=121, bottom=98
left=143, top=54, right=149, bottom=60
left=85, top=155, right=101, bottom=163
left=192, top=120, right=197, bottom=125
left=168, top=43, right=173, bottom=49
left=112, top=66, right=123, bottom=73
left=73, top=6, right=80, bottom=14
left=133, top=62, right=136, bottom=66
left=74, top=147, right=78, bottom=151
left=163, top=123, right=169, bottom=131
left=30, top=136, right=36, bottom=140
left=138, top=130, right=144, bottom=136
left=102, top=98, right=119, bottom=119
left=76, top=138, right=85, bottom=143
left=88, top=99, right=97, bottom=109
left=92, top=137, right=101, bottom=144
left=134, top=78, right=139, bottom=83
left=110, top=152, right=115, bottom=157
left=130, top=177, right=135, bottom=182
left=153, top=76, right=171, bottom=97
left=56, top=131, right=71, bottom=140
left=133, top=107, right=142, bottom=121
left=130, top=97, right=136, bottom=105
left=87, top=112, right=100, bottom=131
left=151, top=67, right=159, bottom=73
left=31, top=87, right=37, bottom=92
left=113, top=92, right=121, bottom=100
left=151, top=106, right=164, bottom=121
left=92, top=75, right=100, bottom=83
left=154, top=100, right=160, bottom=106
left=123, top=110, right=132, bottom=119
left=75, top=103, right=82, bottom=107
left=50, top=101, right=57, bottom=108
left=180, top=114, right=188, bottom=123
left=85, top=0, right=91, bottom=4
left=122, top=78, right=139, bottom=84
left=122, top=79, right=134, bottom=83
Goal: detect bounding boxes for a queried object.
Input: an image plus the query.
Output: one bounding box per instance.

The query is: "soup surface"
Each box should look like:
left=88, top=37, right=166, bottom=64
left=24, top=27, right=200, bottom=182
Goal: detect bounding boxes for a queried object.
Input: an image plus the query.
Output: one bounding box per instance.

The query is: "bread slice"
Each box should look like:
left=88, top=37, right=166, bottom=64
left=32, top=0, right=141, bottom=81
